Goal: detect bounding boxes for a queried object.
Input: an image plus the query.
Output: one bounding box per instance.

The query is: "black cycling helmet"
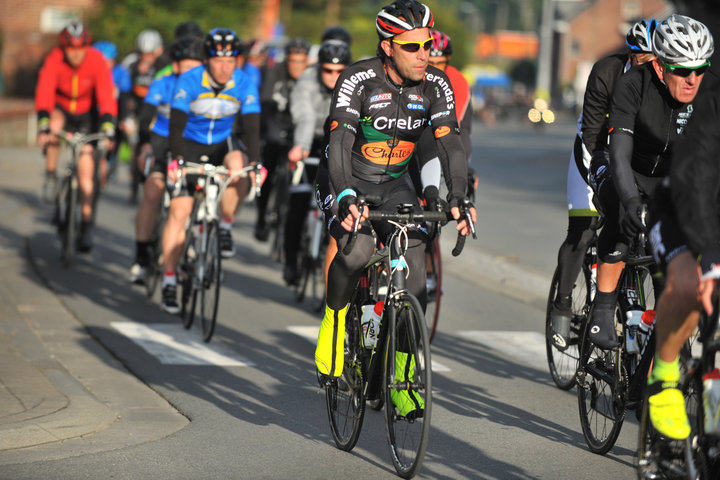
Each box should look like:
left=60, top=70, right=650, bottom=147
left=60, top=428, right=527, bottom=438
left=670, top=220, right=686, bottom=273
left=204, top=28, right=243, bottom=57
left=318, top=39, right=351, bottom=65
left=174, top=21, right=204, bottom=40
left=626, top=18, right=657, bottom=53
left=170, top=36, right=205, bottom=62
left=376, top=0, right=434, bottom=40
left=321, top=25, right=352, bottom=45
left=285, top=37, right=310, bottom=56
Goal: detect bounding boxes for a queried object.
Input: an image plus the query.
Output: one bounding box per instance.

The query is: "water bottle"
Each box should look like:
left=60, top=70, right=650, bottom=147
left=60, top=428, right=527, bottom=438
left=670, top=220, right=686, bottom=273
left=361, top=301, right=383, bottom=349
left=636, top=309, right=655, bottom=352
left=625, top=309, right=643, bottom=354
left=703, top=368, right=720, bottom=435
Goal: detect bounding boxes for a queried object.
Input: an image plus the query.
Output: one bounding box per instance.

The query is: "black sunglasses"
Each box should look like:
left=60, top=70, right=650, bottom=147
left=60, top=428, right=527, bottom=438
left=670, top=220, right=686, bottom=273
left=392, top=37, right=433, bottom=53
left=663, top=61, right=710, bottom=77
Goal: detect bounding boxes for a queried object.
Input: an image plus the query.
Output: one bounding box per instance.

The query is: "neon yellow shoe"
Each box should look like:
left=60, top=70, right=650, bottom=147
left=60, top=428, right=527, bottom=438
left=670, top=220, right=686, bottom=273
left=647, top=381, right=690, bottom=440
left=315, top=304, right=347, bottom=378
left=390, top=351, right=424, bottom=419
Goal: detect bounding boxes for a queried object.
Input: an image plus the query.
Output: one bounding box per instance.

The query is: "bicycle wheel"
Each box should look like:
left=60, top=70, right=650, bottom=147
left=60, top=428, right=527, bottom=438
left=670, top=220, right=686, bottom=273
left=576, top=306, right=625, bottom=455
left=60, top=175, right=78, bottom=268
left=180, top=234, right=197, bottom=329
left=545, top=261, right=591, bottom=390
left=145, top=213, right=164, bottom=299
left=425, top=237, right=442, bottom=343
left=384, top=293, right=431, bottom=478
left=326, top=302, right=366, bottom=451
left=200, top=222, right=222, bottom=342
left=309, top=255, right=326, bottom=313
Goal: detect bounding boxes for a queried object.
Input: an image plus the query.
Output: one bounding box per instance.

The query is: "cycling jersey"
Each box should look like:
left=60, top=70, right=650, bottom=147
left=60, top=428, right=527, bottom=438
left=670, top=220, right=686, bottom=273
left=35, top=46, right=117, bottom=121
left=652, top=70, right=720, bottom=267
left=290, top=64, right=332, bottom=155
left=327, top=57, right=466, bottom=205
left=444, top=65, right=472, bottom=160
left=608, top=62, right=699, bottom=206
left=144, top=72, right=176, bottom=138
left=170, top=64, right=260, bottom=148
left=260, top=61, right=299, bottom=146
left=122, top=52, right=171, bottom=108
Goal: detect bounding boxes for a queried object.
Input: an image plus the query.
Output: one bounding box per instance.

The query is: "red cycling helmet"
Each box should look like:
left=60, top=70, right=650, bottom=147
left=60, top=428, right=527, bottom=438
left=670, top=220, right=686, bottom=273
left=429, top=30, right=452, bottom=56
left=59, top=21, right=92, bottom=48
left=376, top=0, right=434, bottom=40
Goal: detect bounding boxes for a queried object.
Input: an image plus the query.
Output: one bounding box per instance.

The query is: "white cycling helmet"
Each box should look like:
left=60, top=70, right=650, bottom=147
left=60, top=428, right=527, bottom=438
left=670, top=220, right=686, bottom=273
left=137, top=29, right=163, bottom=53
left=652, top=14, right=713, bottom=67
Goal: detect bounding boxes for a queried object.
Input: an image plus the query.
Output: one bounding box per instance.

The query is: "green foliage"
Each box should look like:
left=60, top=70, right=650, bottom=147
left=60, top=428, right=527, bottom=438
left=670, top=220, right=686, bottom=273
left=87, top=0, right=261, bottom=59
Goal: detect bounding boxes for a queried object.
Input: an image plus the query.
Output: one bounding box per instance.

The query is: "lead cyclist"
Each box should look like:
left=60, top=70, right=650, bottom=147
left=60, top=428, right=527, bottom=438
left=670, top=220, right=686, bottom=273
left=313, top=0, right=476, bottom=417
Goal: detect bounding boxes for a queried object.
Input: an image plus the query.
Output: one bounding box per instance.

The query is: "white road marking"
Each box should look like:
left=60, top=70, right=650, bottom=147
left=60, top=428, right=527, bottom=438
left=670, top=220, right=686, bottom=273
left=459, top=330, right=547, bottom=368
left=111, top=322, right=254, bottom=366
left=288, top=325, right=451, bottom=372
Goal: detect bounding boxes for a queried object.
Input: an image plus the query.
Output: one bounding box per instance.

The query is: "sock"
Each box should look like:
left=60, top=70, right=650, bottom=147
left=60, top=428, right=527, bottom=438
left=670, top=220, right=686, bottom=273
left=220, top=217, right=232, bottom=230
left=163, top=273, right=177, bottom=287
left=649, top=354, right=680, bottom=385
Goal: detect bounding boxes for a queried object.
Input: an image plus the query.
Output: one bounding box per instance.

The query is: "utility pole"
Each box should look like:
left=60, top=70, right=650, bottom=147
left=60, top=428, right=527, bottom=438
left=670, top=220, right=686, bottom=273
left=326, top=0, right=340, bottom=26
left=535, top=0, right=554, bottom=99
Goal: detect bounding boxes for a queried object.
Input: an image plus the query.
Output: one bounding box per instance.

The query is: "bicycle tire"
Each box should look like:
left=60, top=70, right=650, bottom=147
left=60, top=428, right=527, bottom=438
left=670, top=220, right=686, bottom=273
left=545, top=261, right=591, bottom=390
left=384, top=292, right=431, bottom=478
left=180, top=232, right=197, bottom=329
left=326, top=302, right=366, bottom=451
left=200, top=222, right=222, bottom=342
left=425, top=237, right=442, bottom=343
left=309, top=256, right=326, bottom=313
left=61, top=176, right=78, bottom=268
left=294, top=258, right=309, bottom=303
left=576, top=305, right=625, bottom=455
left=145, top=212, right=164, bottom=299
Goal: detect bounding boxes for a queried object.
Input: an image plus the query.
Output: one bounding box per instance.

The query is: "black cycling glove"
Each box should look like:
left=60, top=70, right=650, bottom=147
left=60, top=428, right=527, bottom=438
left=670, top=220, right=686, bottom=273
left=338, top=194, right=358, bottom=221
left=621, top=198, right=645, bottom=238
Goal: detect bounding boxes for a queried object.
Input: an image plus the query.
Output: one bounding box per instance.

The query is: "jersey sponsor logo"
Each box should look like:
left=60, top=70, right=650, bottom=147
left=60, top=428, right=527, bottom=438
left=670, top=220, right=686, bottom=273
left=335, top=69, right=378, bottom=108
left=431, top=110, right=451, bottom=121
left=425, top=72, right=455, bottom=110
left=407, top=103, right=425, bottom=111
left=369, top=102, right=391, bottom=110
left=408, top=94, right=422, bottom=101
left=330, top=120, right=339, bottom=131
left=434, top=126, right=451, bottom=138
left=174, top=88, right=188, bottom=100
left=344, top=123, right=357, bottom=134
left=369, top=93, right=392, bottom=103
left=346, top=107, right=360, bottom=117
left=373, top=115, right=427, bottom=131
left=245, top=94, right=257, bottom=105
left=360, top=139, right=415, bottom=165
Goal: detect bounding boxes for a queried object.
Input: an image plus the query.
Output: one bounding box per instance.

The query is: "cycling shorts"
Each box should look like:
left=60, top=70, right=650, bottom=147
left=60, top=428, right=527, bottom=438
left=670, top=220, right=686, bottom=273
left=648, top=204, right=689, bottom=275
left=567, top=135, right=597, bottom=217
left=148, top=132, right=170, bottom=177
left=57, top=106, right=94, bottom=136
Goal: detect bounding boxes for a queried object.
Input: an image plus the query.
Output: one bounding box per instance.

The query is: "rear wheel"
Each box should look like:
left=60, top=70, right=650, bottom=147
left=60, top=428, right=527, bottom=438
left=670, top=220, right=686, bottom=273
left=326, top=303, right=365, bottom=451
left=200, top=222, right=222, bottom=342
left=60, top=176, right=78, bottom=268
left=384, top=293, right=431, bottom=478
left=576, top=307, right=625, bottom=455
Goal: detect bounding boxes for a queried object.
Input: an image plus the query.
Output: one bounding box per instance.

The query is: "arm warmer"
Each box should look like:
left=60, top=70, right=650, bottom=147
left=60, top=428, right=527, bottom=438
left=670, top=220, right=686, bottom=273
left=327, top=126, right=356, bottom=195
left=241, top=113, right=261, bottom=164
left=609, top=131, right=640, bottom=206
left=169, top=108, right=189, bottom=159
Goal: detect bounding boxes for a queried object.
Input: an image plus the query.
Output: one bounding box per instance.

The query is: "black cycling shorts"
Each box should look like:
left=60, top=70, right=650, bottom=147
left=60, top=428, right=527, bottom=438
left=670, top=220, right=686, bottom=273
left=149, top=132, right=170, bottom=177
left=57, top=106, right=94, bottom=135
left=648, top=205, right=689, bottom=275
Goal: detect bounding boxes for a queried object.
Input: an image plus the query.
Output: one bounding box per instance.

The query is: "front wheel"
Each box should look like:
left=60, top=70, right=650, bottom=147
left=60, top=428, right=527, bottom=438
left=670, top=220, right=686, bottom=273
left=425, top=237, right=442, bottom=343
left=326, top=303, right=365, bottom=451
left=384, top=293, right=432, bottom=478
left=200, top=222, right=222, bottom=342
left=576, top=308, right=625, bottom=455
left=60, top=175, right=78, bottom=268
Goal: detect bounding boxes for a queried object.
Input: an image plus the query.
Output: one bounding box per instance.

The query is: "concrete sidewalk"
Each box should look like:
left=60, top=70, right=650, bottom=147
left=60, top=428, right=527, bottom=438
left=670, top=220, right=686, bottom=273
left=0, top=146, right=187, bottom=466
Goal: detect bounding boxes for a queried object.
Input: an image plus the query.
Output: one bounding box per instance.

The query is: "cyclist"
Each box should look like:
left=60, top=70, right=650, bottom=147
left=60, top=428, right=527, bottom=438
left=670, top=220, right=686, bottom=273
left=121, top=29, right=170, bottom=203
left=549, top=19, right=657, bottom=348
left=645, top=18, right=718, bottom=441
left=254, top=37, right=310, bottom=241
left=94, top=40, right=133, bottom=187
left=35, top=21, right=117, bottom=252
left=586, top=14, right=714, bottom=349
left=314, top=0, right=475, bottom=418
left=321, top=25, right=352, bottom=45
left=128, top=36, right=205, bottom=284
left=282, top=39, right=351, bottom=286
left=160, top=28, right=261, bottom=314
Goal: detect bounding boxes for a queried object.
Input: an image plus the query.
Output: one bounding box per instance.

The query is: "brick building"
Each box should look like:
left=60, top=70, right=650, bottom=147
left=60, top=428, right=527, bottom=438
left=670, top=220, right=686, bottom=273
left=0, top=0, right=98, bottom=97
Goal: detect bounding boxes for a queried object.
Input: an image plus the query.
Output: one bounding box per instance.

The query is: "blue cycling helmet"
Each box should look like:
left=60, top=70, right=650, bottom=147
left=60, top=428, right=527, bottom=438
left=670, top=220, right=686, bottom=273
left=626, top=19, right=658, bottom=53
left=94, top=40, right=118, bottom=60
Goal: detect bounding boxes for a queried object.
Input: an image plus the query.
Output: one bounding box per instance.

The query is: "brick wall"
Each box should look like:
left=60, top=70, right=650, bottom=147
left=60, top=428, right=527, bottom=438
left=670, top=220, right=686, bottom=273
left=0, top=0, right=98, bottom=97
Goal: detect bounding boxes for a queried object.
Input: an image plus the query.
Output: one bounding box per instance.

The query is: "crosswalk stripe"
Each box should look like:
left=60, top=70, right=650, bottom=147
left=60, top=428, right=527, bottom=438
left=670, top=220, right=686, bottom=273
left=459, top=330, right=547, bottom=368
left=111, top=322, right=254, bottom=366
left=288, top=325, right=451, bottom=372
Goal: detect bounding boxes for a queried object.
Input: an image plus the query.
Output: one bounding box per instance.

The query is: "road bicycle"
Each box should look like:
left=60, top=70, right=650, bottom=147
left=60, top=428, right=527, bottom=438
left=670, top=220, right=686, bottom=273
left=53, top=131, right=109, bottom=268
left=636, top=294, right=720, bottom=479
left=576, top=234, right=658, bottom=454
left=323, top=198, right=473, bottom=478
left=176, top=159, right=261, bottom=342
left=291, top=160, right=328, bottom=312
left=144, top=149, right=171, bottom=299
left=545, top=235, right=598, bottom=389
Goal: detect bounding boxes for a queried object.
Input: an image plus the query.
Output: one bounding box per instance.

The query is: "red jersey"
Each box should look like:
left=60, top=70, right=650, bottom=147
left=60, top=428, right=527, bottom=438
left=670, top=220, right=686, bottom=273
left=35, top=47, right=117, bottom=118
left=445, top=65, right=470, bottom=122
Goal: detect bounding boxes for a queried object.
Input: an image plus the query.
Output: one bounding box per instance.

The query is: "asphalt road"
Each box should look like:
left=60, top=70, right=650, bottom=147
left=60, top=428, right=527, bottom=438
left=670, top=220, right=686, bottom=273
left=0, top=117, right=642, bottom=479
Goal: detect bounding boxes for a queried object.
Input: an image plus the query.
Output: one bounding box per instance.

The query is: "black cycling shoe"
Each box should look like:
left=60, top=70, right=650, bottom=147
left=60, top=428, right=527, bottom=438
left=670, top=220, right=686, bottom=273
left=219, top=228, right=235, bottom=258
left=550, top=295, right=572, bottom=351
left=283, top=263, right=299, bottom=286
left=254, top=222, right=269, bottom=242
left=588, top=302, right=619, bottom=349
left=77, top=222, right=93, bottom=253
left=161, top=284, right=180, bottom=314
